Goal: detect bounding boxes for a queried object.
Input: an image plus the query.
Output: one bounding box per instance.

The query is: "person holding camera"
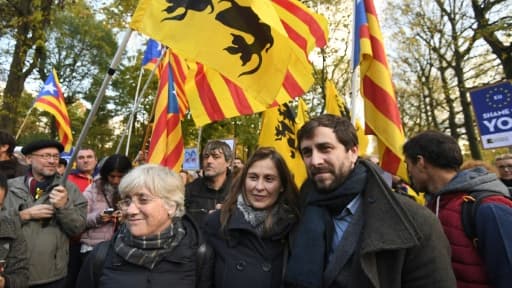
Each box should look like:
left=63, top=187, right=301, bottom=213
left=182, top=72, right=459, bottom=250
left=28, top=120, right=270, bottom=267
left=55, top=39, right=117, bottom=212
left=2, top=139, right=87, bottom=287
left=80, top=154, right=133, bottom=260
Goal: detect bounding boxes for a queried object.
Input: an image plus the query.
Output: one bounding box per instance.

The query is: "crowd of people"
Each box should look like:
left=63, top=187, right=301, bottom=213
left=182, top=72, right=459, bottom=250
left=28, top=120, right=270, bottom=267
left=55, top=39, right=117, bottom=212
left=0, top=115, right=511, bottom=288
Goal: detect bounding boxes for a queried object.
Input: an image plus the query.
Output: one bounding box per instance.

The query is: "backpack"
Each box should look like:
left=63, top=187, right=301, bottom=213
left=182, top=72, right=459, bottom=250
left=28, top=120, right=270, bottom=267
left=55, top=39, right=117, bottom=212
left=461, top=191, right=512, bottom=248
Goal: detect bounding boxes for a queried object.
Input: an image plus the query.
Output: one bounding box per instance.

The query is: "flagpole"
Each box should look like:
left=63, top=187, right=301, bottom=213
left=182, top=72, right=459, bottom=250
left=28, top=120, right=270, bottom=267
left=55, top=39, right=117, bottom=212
left=117, top=67, right=144, bottom=155
left=15, top=106, right=34, bottom=140
left=197, top=126, right=203, bottom=151
left=61, top=29, right=133, bottom=183
left=115, top=47, right=165, bottom=156
left=350, top=0, right=358, bottom=125
left=137, top=47, right=169, bottom=158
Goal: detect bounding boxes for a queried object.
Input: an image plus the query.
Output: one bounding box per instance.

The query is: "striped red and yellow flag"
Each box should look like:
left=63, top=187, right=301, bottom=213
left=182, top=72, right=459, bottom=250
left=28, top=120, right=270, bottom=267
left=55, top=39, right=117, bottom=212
left=354, top=0, right=407, bottom=180
left=272, top=0, right=328, bottom=53
left=147, top=50, right=184, bottom=172
left=34, top=69, right=73, bottom=151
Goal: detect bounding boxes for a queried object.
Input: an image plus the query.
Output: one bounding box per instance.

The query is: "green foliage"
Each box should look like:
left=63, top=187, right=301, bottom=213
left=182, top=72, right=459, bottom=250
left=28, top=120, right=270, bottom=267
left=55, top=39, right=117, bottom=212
left=97, top=0, right=139, bottom=28
left=385, top=0, right=510, bottom=159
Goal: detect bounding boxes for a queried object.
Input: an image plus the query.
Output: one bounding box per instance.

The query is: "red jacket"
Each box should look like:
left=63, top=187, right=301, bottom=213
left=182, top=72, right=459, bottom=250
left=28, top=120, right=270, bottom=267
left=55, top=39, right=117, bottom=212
left=428, top=192, right=489, bottom=288
left=68, top=173, right=93, bottom=192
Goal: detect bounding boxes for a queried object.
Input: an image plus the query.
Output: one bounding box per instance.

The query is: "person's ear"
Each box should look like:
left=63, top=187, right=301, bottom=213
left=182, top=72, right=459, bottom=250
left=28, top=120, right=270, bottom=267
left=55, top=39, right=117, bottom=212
left=167, top=202, right=177, bottom=218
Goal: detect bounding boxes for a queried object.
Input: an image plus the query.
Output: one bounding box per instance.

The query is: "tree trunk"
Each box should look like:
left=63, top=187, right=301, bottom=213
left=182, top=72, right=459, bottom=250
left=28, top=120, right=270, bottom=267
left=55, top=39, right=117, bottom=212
left=0, top=2, right=32, bottom=133
left=0, top=0, right=53, bottom=134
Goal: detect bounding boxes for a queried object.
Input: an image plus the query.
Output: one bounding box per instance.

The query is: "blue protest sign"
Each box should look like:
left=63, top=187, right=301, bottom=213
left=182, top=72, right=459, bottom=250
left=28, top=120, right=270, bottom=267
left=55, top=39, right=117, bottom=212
left=183, top=148, right=199, bottom=171
left=470, top=81, right=512, bottom=149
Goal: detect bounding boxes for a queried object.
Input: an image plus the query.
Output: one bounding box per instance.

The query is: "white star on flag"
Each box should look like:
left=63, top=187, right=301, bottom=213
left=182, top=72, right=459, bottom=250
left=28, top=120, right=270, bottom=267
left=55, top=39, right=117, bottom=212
left=42, top=83, right=57, bottom=94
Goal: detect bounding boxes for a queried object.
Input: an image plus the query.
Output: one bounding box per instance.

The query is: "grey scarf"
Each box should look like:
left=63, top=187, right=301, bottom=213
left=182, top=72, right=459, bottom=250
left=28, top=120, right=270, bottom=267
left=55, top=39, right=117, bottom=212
left=236, top=193, right=295, bottom=237
left=114, top=218, right=186, bottom=269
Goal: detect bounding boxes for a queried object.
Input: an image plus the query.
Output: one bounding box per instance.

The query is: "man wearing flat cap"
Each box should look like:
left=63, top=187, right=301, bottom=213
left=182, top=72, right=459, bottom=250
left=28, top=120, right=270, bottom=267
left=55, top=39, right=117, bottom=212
left=2, top=139, right=87, bottom=288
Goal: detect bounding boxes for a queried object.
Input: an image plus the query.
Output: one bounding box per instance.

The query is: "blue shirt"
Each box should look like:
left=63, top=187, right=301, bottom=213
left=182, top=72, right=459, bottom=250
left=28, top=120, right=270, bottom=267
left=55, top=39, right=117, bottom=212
left=329, top=194, right=362, bottom=262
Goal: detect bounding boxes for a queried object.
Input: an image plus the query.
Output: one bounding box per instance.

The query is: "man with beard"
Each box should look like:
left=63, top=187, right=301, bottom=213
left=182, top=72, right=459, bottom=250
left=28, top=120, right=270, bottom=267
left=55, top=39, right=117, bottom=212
left=3, top=139, right=87, bottom=288
left=0, top=130, right=27, bottom=179
left=284, top=115, right=455, bottom=288
left=403, top=131, right=512, bottom=288
left=185, top=140, right=233, bottom=227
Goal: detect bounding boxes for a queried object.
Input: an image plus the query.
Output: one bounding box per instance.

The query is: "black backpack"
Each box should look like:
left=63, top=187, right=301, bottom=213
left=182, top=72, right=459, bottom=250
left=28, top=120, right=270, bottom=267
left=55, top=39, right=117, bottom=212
left=461, top=191, right=512, bottom=248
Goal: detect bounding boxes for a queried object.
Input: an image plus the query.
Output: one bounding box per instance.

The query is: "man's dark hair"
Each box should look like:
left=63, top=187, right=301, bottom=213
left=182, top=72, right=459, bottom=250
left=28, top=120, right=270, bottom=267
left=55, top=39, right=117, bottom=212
left=202, top=140, right=233, bottom=162
left=99, top=154, right=133, bottom=180
left=297, top=114, right=358, bottom=154
left=403, top=130, right=462, bottom=170
left=0, top=130, right=16, bottom=155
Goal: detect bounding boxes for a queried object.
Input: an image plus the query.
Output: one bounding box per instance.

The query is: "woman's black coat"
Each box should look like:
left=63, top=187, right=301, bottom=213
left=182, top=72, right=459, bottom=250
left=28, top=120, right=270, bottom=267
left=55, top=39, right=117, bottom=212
left=203, top=208, right=295, bottom=288
left=76, top=215, right=209, bottom=288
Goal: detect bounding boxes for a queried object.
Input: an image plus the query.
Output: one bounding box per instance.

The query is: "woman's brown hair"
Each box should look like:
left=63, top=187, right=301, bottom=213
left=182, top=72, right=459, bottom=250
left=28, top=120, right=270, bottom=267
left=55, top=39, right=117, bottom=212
left=219, top=147, right=300, bottom=232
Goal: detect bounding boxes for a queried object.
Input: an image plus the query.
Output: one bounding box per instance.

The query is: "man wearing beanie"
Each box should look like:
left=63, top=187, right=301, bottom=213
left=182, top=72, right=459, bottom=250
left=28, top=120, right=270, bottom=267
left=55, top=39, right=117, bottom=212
left=2, top=139, right=87, bottom=288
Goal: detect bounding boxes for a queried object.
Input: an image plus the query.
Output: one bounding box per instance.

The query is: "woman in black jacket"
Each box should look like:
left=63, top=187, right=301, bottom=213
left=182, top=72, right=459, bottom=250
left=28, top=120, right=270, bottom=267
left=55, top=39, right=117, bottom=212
left=76, top=164, right=207, bottom=288
left=203, top=147, right=299, bottom=288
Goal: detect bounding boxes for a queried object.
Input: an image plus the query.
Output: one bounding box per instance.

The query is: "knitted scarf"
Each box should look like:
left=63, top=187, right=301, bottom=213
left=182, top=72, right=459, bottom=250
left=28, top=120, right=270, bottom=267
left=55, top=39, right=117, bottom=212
left=25, top=171, right=54, bottom=200
left=113, top=218, right=186, bottom=269
left=236, top=193, right=297, bottom=237
left=285, top=162, right=368, bottom=288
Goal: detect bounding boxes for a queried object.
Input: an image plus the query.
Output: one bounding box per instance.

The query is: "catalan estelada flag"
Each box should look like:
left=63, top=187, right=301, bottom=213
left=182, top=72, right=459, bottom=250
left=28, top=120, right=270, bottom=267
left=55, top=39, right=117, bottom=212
left=130, top=0, right=327, bottom=109
left=147, top=50, right=184, bottom=172
left=258, top=101, right=307, bottom=187
left=34, top=69, right=73, bottom=151
left=141, top=38, right=164, bottom=73
left=354, top=0, right=407, bottom=180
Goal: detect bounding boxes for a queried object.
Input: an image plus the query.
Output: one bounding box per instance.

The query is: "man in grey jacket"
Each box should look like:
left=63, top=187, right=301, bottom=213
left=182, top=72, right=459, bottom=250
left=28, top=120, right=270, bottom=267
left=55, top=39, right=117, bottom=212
left=284, top=115, right=455, bottom=288
left=3, top=140, right=87, bottom=288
